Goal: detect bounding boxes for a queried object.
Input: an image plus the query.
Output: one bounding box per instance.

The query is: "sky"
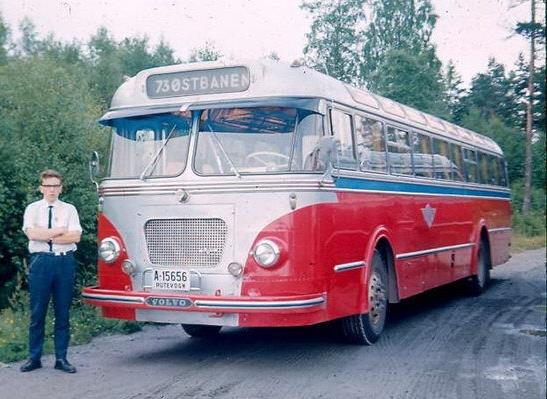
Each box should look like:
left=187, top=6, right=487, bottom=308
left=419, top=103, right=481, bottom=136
left=0, top=0, right=539, bottom=85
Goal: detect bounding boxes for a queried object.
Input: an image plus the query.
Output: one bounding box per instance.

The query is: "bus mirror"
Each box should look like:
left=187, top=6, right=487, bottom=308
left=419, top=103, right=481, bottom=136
left=308, top=136, right=339, bottom=172
left=89, top=151, right=100, bottom=190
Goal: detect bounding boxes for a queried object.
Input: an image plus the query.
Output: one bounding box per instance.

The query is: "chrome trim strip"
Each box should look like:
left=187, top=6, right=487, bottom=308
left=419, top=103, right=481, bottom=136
left=334, top=261, right=366, bottom=272
left=194, top=296, right=325, bottom=309
left=81, top=293, right=145, bottom=304
left=488, top=227, right=512, bottom=233
left=396, top=243, right=475, bottom=260
left=99, top=187, right=510, bottom=201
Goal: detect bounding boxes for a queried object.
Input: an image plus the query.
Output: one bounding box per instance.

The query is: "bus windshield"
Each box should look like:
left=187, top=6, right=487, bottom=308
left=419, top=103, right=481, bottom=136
left=109, top=111, right=192, bottom=178
left=194, top=107, right=324, bottom=175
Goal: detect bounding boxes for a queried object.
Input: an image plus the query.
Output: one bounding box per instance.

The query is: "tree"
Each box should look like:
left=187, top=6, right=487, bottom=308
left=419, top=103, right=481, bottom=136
left=0, top=57, right=106, bottom=306
left=86, top=27, right=124, bottom=106
left=460, top=108, right=525, bottom=184
left=152, top=38, right=178, bottom=66
left=17, top=18, right=40, bottom=57
left=0, top=13, right=9, bottom=64
left=369, top=48, right=448, bottom=118
left=513, top=0, right=545, bottom=214
left=361, top=0, right=438, bottom=84
left=301, top=0, right=366, bottom=84
left=301, top=0, right=447, bottom=113
left=461, top=59, right=517, bottom=126
left=443, top=60, right=465, bottom=122
left=188, top=41, right=222, bottom=62
left=86, top=27, right=177, bottom=106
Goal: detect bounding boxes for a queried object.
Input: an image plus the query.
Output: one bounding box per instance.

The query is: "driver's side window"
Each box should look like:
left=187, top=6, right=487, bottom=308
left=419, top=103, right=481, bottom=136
left=329, top=108, right=357, bottom=170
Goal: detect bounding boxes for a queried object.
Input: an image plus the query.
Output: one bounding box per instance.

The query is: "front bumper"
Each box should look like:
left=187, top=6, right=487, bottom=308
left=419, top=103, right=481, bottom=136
left=82, top=286, right=326, bottom=314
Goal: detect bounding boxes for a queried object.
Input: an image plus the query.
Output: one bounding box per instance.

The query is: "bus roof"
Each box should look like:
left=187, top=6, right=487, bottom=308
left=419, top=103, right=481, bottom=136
left=103, top=59, right=503, bottom=155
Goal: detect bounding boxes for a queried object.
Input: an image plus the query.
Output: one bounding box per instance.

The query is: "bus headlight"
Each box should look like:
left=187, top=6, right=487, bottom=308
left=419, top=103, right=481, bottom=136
left=98, top=237, right=121, bottom=263
left=252, top=240, right=281, bottom=268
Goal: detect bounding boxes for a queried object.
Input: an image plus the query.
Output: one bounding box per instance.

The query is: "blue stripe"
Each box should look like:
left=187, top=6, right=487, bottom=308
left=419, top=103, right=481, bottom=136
left=335, top=177, right=511, bottom=199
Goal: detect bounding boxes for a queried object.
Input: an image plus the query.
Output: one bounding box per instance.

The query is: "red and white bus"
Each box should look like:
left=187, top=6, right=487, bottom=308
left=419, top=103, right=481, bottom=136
left=83, top=59, right=511, bottom=344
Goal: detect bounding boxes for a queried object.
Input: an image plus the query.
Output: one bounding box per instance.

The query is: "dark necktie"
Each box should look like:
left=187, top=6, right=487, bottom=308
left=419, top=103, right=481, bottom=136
left=48, top=205, right=53, bottom=251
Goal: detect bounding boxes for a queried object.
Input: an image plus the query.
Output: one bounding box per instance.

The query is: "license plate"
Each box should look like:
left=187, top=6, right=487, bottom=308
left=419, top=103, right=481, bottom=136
left=152, top=269, right=190, bottom=291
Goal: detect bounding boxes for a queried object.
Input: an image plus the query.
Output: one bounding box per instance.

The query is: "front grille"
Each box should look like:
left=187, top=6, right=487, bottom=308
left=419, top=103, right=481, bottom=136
left=144, top=218, right=227, bottom=267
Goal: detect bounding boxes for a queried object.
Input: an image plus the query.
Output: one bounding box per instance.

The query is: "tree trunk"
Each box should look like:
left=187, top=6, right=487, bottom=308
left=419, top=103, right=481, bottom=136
left=521, top=0, right=536, bottom=215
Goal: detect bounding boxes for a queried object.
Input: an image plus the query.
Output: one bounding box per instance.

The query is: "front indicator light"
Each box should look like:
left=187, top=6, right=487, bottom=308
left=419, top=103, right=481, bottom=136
left=252, top=240, right=281, bottom=268
left=121, top=259, right=136, bottom=275
left=228, top=262, right=243, bottom=277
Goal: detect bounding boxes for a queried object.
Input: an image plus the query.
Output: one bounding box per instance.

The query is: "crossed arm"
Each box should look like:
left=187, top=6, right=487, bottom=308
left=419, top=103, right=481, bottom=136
left=25, top=227, right=81, bottom=244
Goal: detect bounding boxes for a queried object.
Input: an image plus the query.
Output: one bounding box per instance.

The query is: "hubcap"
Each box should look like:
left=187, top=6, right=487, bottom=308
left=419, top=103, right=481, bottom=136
left=368, top=271, right=387, bottom=330
left=477, top=249, right=486, bottom=287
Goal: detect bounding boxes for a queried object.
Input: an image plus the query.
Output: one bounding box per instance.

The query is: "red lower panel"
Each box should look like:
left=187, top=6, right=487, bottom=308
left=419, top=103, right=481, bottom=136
left=102, top=307, right=135, bottom=320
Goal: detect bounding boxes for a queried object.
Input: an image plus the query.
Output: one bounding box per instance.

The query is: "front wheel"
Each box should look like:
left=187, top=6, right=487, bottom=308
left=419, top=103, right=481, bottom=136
left=341, top=250, right=388, bottom=345
left=467, top=240, right=491, bottom=296
left=181, top=324, right=222, bottom=338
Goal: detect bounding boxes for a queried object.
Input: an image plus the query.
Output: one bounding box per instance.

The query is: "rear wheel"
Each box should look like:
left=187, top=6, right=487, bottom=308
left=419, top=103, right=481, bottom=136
left=181, top=324, right=222, bottom=338
left=341, top=250, right=388, bottom=345
left=467, top=240, right=490, bottom=296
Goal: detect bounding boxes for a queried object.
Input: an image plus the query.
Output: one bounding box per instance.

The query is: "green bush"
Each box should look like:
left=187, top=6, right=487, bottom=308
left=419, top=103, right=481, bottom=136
left=513, top=211, right=546, bottom=237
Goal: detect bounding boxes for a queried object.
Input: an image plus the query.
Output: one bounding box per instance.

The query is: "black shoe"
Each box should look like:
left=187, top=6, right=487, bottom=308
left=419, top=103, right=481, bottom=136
left=54, top=359, right=77, bottom=373
left=20, top=359, right=42, bottom=372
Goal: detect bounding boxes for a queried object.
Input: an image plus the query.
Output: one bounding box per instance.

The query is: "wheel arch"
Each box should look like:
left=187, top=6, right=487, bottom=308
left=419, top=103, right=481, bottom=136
left=365, top=229, right=399, bottom=304
left=474, top=221, right=493, bottom=273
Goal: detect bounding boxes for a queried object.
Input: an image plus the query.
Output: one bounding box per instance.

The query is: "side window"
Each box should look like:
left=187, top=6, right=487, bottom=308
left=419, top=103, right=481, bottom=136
left=498, top=158, right=508, bottom=186
left=330, top=109, right=357, bottom=169
left=386, top=126, right=412, bottom=175
left=411, top=132, right=433, bottom=178
left=355, top=115, right=387, bottom=172
left=488, top=155, right=500, bottom=186
left=463, top=148, right=478, bottom=183
left=450, top=144, right=464, bottom=181
left=432, top=138, right=451, bottom=180
left=478, top=152, right=489, bottom=184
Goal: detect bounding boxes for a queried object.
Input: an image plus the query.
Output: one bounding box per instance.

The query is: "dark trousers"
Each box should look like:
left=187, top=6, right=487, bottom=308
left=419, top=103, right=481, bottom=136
left=28, top=252, right=76, bottom=361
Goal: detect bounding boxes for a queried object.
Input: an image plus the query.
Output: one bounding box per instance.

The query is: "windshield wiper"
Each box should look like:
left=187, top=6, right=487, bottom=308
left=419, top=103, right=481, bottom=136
left=139, top=125, right=177, bottom=180
left=207, top=124, right=242, bottom=178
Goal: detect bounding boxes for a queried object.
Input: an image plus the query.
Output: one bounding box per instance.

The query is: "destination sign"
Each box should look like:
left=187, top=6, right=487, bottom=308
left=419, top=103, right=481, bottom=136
left=146, top=66, right=250, bottom=99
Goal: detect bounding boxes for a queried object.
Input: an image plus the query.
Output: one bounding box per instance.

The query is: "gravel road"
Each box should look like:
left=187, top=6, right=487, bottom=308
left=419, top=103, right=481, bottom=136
left=1, top=248, right=545, bottom=399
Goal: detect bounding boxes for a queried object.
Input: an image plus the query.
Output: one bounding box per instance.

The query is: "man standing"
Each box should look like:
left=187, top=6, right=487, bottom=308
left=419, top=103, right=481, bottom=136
left=20, top=169, right=82, bottom=373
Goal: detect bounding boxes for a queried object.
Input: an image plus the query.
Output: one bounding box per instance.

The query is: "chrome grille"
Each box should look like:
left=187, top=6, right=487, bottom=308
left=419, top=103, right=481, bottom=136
left=144, top=218, right=227, bottom=267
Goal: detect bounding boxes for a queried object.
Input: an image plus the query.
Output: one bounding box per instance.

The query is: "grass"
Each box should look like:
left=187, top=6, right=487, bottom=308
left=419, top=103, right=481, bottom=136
left=0, top=292, right=141, bottom=363
left=511, top=233, right=546, bottom=253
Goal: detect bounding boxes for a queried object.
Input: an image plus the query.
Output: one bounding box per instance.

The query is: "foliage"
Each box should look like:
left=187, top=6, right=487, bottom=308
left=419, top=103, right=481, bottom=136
left=301, top=0, right=366, bottom=84
left=0, top=13, right=9, bottom=64
left=460, top=109, right=525, bottom=184
left=511, top=232, right=546, bottom=253
left=443, top=60, right=465, bottom=122
left=369, top=48, right=448, bottom=118
left=87, top=27, right=178, bottom=106
left=361, top=0, right=438, bottom=83
left=188, top=41, right=222, bottom=62
left=0, top=56, right=107, bottom=307
left=0, top=22, right=181, bottom=310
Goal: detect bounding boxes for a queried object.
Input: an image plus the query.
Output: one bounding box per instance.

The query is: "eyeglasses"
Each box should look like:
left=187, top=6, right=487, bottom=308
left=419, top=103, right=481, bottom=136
left=41, top=184, right=62, bottom=188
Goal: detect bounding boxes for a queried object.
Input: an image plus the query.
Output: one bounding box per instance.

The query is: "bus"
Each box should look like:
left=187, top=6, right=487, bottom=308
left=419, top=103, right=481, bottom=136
left=82, top=59, right=511, bottom=344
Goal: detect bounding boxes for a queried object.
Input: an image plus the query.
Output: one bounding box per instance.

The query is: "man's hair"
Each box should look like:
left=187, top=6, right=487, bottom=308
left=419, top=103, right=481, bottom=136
left=40, top=169, right=63, bottom=185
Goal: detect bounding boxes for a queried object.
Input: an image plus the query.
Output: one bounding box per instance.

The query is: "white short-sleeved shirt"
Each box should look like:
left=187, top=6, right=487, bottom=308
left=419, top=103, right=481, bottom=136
left=22, top=199, right=82, bottom=254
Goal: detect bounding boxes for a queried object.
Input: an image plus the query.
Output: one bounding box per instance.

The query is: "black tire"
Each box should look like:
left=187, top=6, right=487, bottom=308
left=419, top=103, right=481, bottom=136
left=181, top=324, right=222, bottom=338
left=341, top=250, right=388, bottom=345
left=467, top=239, right=491, bottom=296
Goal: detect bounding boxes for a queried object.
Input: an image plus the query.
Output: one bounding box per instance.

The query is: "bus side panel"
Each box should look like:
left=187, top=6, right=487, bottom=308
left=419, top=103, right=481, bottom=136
left=482, top=199, right=512, bottom=266
left=240, top=202, right=373, bottom=326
